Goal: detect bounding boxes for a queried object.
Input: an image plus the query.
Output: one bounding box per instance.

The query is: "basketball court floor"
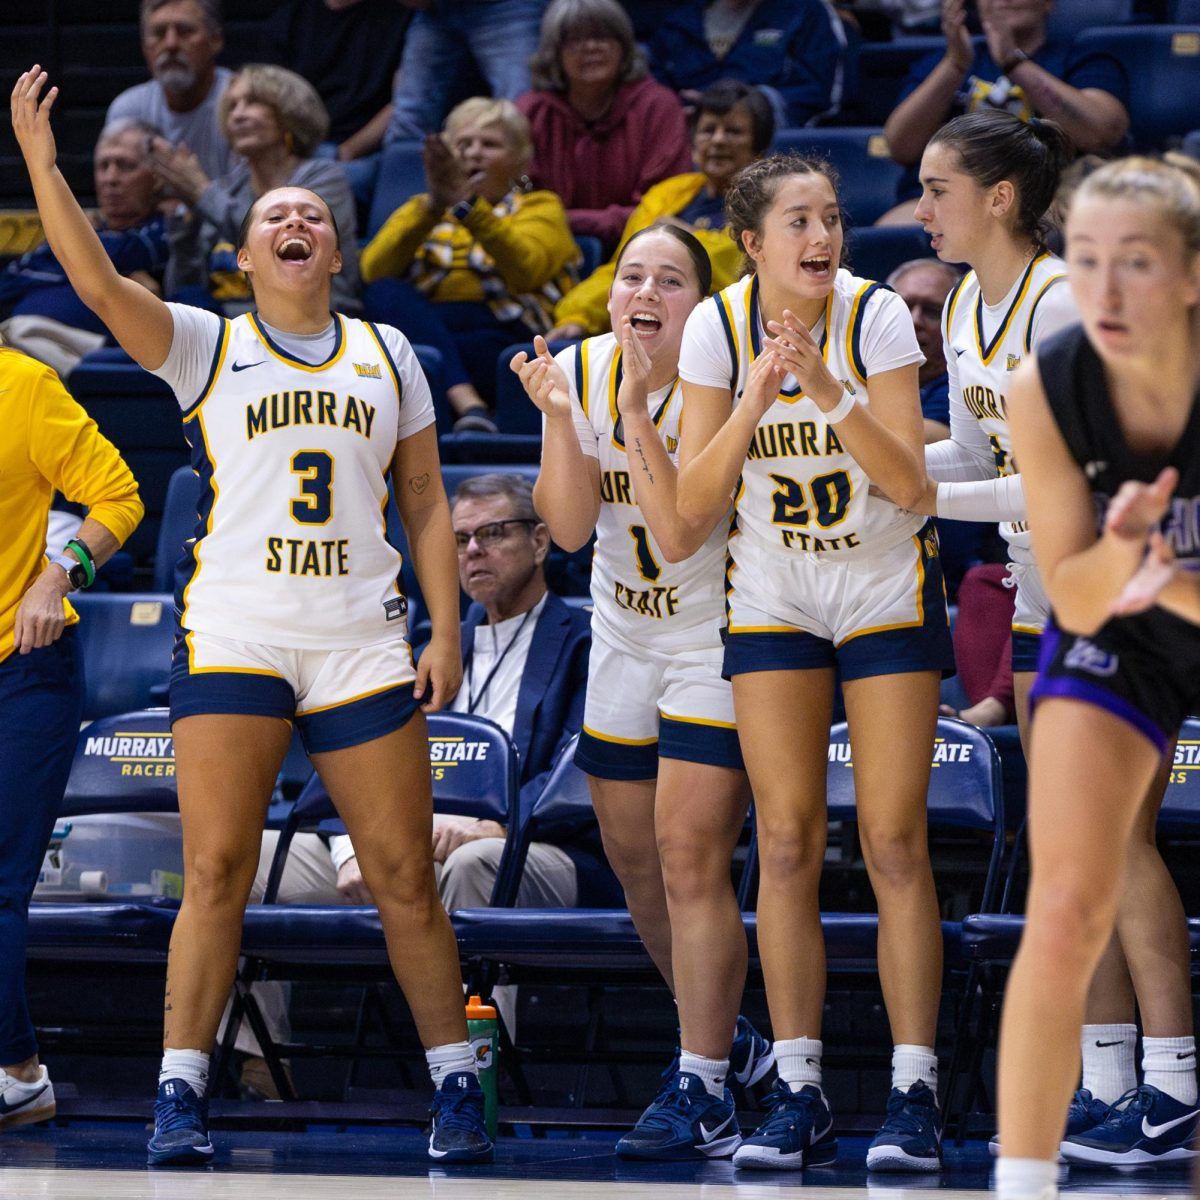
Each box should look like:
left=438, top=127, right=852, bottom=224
left=0, top=1125, right=1193, bottom=1199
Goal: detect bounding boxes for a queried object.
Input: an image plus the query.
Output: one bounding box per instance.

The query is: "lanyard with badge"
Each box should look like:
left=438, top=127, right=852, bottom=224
left=463, top=607, right=534, bottom=714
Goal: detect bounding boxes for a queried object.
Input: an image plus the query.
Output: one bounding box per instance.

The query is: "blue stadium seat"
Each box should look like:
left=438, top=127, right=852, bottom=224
left=442, top=463, right=539, bottom=500
left=575, top=235, right=605, bottom=279
left=853, top=37, right=966, bottom=126
left=154, top=464, right=200, bottom=593
left=439, top=431, right=543, bottom=464
left=1072, top=26, right=1200, bottom=150
left=70, top=593, right=174, bottom=719
left=366, top=140, right=425, bottom=238
left=771, top=127, right=906, bottom=227
left=845, top=224, right=935, bottom=283
left=1172, top=0, right=1200, bottom=20
left=494, top=340, right=582, bottom=436
left=1047, top=0, right=1134, bottom=39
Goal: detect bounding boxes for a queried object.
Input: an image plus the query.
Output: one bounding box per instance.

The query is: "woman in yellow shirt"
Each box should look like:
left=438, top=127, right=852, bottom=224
left=546, top=81, right=774, bottom=342
left=362, top=97, right=578, bottom=432
left=0, top=339, right=142, bottom=1127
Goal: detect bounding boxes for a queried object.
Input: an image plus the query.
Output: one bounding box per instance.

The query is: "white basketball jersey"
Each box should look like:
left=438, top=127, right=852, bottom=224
left=714, top=270, right=923, bottom=559
left=178, top=312, right=415, bottom=649
left=565, top=334, right=727, bottom=652
left=943, top=252, right=1068, bottom=560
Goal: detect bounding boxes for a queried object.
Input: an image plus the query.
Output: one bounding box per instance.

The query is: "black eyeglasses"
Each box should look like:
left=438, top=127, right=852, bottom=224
left=453, top=519, right=538, bottom=551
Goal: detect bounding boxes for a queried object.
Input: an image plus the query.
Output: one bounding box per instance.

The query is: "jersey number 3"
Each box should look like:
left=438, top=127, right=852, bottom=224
left=291, top=450, right=334, bottom=524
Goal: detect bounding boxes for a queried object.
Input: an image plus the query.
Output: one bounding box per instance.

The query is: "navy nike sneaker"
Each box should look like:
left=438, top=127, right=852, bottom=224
left=1060, top=1084, right=1200, bottom=1165
left=867, top=1081, right=943, bottom=1171
left=428, top=1072, right=493, bottom=1163
left=733, top=1082, right=837, bottom=1170
left=730, top=1017, right=776, bottom=1094
left=146, top=1078, right=214, bottom=1166
left=990, top=1087, right=1111, bottom=1158
left=616, top=1070, right=741, bottom=1160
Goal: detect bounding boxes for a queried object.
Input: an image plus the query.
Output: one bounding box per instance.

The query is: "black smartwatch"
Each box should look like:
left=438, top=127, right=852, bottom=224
left=451, top=195, right=479, bottom=222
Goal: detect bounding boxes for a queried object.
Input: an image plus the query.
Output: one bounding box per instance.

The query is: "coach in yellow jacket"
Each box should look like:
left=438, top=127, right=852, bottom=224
left=547, top=81, right=773, bottom=341
left=0, top=340, right=142, bottom=1124
left=361, top=97, right=578, bottom=431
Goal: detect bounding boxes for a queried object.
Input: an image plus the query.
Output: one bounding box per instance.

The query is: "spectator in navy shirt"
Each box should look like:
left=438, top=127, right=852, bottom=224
left=649, top=0, right=846, bottom=129
left=880, top=0, right=1128, bottom=223
left=0, top=118, right=168, bottom=374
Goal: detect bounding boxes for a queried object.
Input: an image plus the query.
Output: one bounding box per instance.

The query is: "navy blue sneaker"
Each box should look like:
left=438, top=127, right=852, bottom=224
left=866, top=1081, right=942, bottom=1172
left=616, top=1071, right=741, bottom=1160
left=990, top=1087, right=1110, bottom=1158
left=428, top=1072, right=494, bottom=1163
left=730, top=1017, right=776, bottom=1092
left=1060, top=1084, right=1200, bottom=1165
left=733, top=1082, right=837, bottom=1170
left=146, top=1079, right=214, bottom=1166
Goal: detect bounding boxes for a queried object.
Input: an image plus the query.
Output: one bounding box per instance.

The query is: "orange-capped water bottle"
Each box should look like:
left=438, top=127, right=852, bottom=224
left=465, top=994, right=498, bottom=1137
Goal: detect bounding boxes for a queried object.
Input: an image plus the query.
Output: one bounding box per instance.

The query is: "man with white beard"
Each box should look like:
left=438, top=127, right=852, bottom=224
left=106, top=0, right=238, bottom=181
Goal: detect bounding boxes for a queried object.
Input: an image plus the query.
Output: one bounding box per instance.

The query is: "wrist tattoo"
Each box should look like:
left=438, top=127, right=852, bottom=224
left=633, top=437, right=655, bottom=484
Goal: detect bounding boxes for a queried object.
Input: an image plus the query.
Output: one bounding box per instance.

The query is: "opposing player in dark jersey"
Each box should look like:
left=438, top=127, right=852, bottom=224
left=996, top=156, right=1200, bottom=1200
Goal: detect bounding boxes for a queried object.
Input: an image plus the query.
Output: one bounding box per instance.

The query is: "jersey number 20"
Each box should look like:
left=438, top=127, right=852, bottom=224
left=769, top=469, right=852, bottom=528
left=291, top=450, right=334, bottom=524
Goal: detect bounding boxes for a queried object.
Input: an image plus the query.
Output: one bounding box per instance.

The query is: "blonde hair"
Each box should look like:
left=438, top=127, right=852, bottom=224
left=443, top=98, right=533, bottom=173
left=1073, top=154, right=1200, bottom=257
left=219, top=64, right=329, bottom=159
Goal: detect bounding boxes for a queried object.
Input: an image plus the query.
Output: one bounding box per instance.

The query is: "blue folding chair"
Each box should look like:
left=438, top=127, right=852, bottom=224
left=1172, top=0, right=1200, bottom=21
left=1047, top=0, right=1133, bottom=39
left=846, top=225, right=933, bottom=284
left=70, top=594, right=174, bottom=719
left=771, top=127, right=906, bottom=228
left=366, top=140, right=426, bottom=238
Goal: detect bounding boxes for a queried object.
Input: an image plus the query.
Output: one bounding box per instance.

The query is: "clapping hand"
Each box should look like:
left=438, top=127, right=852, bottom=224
left=148, top=137, right=209, bottom=207
left=615, top=316, right=652, bottom=419
left=764, top=310, right=843, bottom=410
left=941, top=0, right=974, bottom=73
left=1106, top=468, right=1180, bottom=616
left=423, top=132, right=470, bottom=212
left=510, top=335, right=573, bottom=420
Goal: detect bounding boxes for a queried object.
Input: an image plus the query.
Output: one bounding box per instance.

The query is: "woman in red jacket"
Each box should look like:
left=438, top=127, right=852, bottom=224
left=517, top=0, right=692, bottom=255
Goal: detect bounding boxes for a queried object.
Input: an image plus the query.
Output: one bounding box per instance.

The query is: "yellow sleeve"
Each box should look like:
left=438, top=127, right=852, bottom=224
left=26, top=364, right=144, bottom=547
left=460, top=191, right=578, bottom=294
left=361, top=195, right=441, bottom=284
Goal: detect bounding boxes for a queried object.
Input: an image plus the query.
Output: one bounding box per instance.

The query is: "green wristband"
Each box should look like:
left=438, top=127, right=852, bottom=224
left=65, top=538, right=96, bottom=589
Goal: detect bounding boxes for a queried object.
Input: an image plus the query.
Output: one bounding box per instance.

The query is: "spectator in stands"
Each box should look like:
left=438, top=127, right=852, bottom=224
left=0, top=119, right=169, bottom=376
left=648, top=0, right=846, bottom=130
left=0, top=334, right=142, bottom=1129
left=362, top=98, right=577, bottom=429
left=155, top=64, right=362, bottom=316
left=942, top=562, right=1016, bottom=726
left=547, top=80, right=772, bottom=342
left=385, top=0, right=547, bottom=144
left=879, top=0, right=1129, bottom=224
left=258, top=0, right=410, bottom=165
left=106, top=0, right=237, bottom=182
left=517, top=0, right=693, bottom=254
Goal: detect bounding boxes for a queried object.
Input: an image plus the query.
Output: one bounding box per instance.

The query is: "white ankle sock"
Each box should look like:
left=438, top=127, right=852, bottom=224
left=892, top=1044, right=938, bottom=1093
left=679, top=1050, right=729, bottom=1099
left=996, top=1156, right=1057, bottom=1200
left=775, top=1037, right=822, bottom=1093
left=159, top=1049, right=210, bottom=1096
left=1143, top=1035, right=1198, bottom=1105
left=1080, top=1023, right=1137, bottom=1104
left=425, top=1041, right=476, bottom=1088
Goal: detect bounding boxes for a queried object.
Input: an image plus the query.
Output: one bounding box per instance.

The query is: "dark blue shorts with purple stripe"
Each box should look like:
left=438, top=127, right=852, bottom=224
left=1030, top=610, right=1200, bottom=754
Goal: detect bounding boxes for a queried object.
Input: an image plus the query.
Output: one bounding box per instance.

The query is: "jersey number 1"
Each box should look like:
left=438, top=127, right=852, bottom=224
left=291, top=450, right=334, bottom=524
left=629, top=524, right=662, bottom=582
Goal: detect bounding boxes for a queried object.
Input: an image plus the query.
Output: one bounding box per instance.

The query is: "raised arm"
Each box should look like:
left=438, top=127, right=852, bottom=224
left=11, top=68, right=174, bottom=370
left=511, top=337, right=601, bottom=553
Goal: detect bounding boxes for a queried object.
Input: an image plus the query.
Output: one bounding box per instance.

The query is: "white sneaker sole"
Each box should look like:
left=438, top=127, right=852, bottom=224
left=0, top=1100, right=55, bottom=1131
left=1060, top=1140, right=1200, bottom=1166
left=866, top=1146, right=942, bottom=1172
left=734, top=1144, right=809, bottom=1171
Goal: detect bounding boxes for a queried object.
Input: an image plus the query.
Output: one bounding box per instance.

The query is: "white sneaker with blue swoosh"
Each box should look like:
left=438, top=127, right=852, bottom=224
left=0, top=1066, right=56, bottom=1130
left=1060, top=1084, right=1200, bottom=1165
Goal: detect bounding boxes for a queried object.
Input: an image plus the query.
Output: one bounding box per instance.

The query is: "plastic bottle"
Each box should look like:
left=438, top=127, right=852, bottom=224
left=465, top=994, right=499, bottom=1137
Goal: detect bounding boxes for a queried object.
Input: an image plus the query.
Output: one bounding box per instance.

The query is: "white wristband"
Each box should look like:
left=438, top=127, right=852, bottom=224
left=822, top=389, right=858, bottom=425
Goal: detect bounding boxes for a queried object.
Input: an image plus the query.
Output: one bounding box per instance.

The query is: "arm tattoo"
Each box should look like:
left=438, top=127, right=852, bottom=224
left=632, top=437, right=655, bottom=484
left=408, top=472, right=430, bottom=495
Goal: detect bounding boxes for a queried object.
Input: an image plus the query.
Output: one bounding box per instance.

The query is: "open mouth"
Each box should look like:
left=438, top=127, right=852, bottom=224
left=277, top=236, right=312, bottom=262
left=629, top=311, right=662, bottom=336
left=800, top=256, right=831, bottom=277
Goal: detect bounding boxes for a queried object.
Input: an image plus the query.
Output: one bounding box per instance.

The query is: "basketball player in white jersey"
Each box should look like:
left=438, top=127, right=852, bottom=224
left=675, top=154, right=954, bottom=1172
left=512, top=224, right=771, bottom=1161
left=913, top=114, right=1198, bottom=1158
left=12, top=67, right=492, bottom=1166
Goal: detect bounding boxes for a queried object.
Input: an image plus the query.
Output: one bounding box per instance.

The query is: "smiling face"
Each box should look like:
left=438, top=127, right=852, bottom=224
left=692, top=102, right=758, bottom=194
left=142, top=0, right=221, bottom=96
left=450, top=120, right=522, bottom=202
left=742, top=172, right=843, bottom=299
left=94, top=128, right=159, bottom=231
left=223, top=77, right=286, bottom=159
left=915, top=142, right=1001, bottom=265
left=1065, top=194, right=1200, bottom=363
left=607, top=229, right=705, bottom=369
left=236, top=188, right=342, bottom=297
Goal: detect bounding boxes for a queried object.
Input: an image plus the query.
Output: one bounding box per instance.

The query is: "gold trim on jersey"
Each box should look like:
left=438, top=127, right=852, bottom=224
left=943, top=271, right=971, bottom=341
left=658, top=709, right=738, bottom=730
left=579, top=338, right=592, bottom=419
left=300, top=681, right=411, bottom=716
left=250, top=312, right=349, bottom=373
left=1011, top=622, right=1044, bottom=636
left=973, top=252, right=1049, bottom=367
left=180, top=407, right=218, bottom=630
left=837, top=532, right=925, bottom=645
left=844, top=281, right=875, bottom=386
left=183, top=630, right=284, bottom=677
left=182, top=319, right=230, bottom=423
left=1024, top=273, right=1068, bottom=352
left=745, top=277, right=833, bottom=405
left=582, top=724, right=658, bottom=746
left=605, top=346, right=676, bottom=449
left=363, top=321, right=401, bottom=395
